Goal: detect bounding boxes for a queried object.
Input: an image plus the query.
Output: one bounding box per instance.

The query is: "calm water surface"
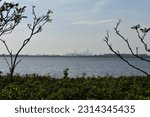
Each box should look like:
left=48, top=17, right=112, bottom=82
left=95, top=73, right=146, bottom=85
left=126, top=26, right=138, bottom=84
left=0, top=56, right=149, bottom=77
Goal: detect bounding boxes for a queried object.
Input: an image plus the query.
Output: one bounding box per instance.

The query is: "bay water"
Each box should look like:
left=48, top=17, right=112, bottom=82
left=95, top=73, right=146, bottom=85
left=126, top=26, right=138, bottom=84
left=0, top=56, right=149, bottom=77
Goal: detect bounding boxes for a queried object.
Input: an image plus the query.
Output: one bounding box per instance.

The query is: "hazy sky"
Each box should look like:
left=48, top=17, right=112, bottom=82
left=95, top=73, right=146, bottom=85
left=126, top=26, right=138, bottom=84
left=0, top=0, right=150, bottom=55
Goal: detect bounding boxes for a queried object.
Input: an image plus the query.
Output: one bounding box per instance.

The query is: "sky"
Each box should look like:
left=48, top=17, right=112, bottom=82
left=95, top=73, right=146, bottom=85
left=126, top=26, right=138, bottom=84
left=0, top=0, right=150, bottom=55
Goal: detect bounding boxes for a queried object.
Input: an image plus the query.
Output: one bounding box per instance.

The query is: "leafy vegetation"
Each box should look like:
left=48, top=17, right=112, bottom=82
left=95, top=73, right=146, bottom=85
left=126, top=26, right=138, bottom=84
left=0, top=75, right=150, bottom=100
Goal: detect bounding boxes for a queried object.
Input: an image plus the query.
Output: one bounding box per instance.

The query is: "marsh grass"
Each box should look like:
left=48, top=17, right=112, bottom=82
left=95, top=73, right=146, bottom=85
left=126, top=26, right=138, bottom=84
left=0, top=74, right=150, bottom=100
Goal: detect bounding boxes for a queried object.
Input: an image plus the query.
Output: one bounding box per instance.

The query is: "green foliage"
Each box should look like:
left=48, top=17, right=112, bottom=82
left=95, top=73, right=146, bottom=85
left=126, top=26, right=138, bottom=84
left=0, top=75, right=150, bottom=100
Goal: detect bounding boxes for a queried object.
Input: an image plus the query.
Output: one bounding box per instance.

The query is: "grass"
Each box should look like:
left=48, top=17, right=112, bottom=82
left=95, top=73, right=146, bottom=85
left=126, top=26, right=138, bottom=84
left=0, top=74, right=150, bottom=100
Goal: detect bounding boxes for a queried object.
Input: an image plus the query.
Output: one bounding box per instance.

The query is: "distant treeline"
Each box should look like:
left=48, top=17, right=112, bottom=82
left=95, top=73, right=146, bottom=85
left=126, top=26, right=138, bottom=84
left=0, top=54, right=150, bottom=58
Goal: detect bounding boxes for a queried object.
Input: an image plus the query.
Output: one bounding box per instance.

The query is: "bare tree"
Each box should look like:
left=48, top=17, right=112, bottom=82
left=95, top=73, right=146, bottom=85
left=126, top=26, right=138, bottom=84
left=0, top=1, right=52, bottom=79
left=104, top=19, right=150, bottom=76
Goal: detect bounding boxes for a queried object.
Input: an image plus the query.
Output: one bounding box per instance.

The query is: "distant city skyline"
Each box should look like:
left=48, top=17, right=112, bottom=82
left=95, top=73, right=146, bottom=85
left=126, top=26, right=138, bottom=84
left=0, top=0, right=150, bottom=55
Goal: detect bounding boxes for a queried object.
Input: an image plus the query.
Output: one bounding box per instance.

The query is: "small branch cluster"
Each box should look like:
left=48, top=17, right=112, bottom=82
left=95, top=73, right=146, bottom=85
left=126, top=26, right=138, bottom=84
left=131, top=24, right=150, bottom=52
left=0, top=2, right=26, bottom=36
left=104, top=19, right=150, bottom=76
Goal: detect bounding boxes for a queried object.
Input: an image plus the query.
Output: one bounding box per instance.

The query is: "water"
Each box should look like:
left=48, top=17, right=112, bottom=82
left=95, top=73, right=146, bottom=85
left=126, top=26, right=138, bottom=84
left=0, top=56, right=149, bottom=77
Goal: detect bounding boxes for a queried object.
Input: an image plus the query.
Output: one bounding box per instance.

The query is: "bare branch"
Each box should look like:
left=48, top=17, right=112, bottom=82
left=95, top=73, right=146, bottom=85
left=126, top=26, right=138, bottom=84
left=104, top=31, right=150, bottom=76
left=0, top=38, right=12, bottom=55
left=114, top=20, right=150, bottom=63
left=14, top=59, right=22, bottom=68
left=133, top=27, right=150, bottom=52
left=0, top=1, right=52, bottom=79
left=4, top=57, right=11, bottom=70
left=13, top=6, right=52, bottom=69
left=131, top=24, right=150, bottom=52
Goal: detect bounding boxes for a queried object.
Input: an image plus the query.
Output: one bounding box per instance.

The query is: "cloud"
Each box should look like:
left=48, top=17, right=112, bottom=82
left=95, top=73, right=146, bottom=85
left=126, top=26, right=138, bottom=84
left=71, top=19, right=115, bottom=25
left=66, top=0, right=112, bottom=25
left=91, top=0, right=111, bottom=13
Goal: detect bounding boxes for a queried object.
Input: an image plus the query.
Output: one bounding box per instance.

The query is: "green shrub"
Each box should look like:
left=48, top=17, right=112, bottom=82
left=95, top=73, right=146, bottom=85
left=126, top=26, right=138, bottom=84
left=0, top=75, right=150, bottom=100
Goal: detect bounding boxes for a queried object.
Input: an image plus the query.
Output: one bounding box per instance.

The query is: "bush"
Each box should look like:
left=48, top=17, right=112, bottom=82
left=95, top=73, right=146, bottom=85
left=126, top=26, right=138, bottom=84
left=0, top=75, right=150, bottom=100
